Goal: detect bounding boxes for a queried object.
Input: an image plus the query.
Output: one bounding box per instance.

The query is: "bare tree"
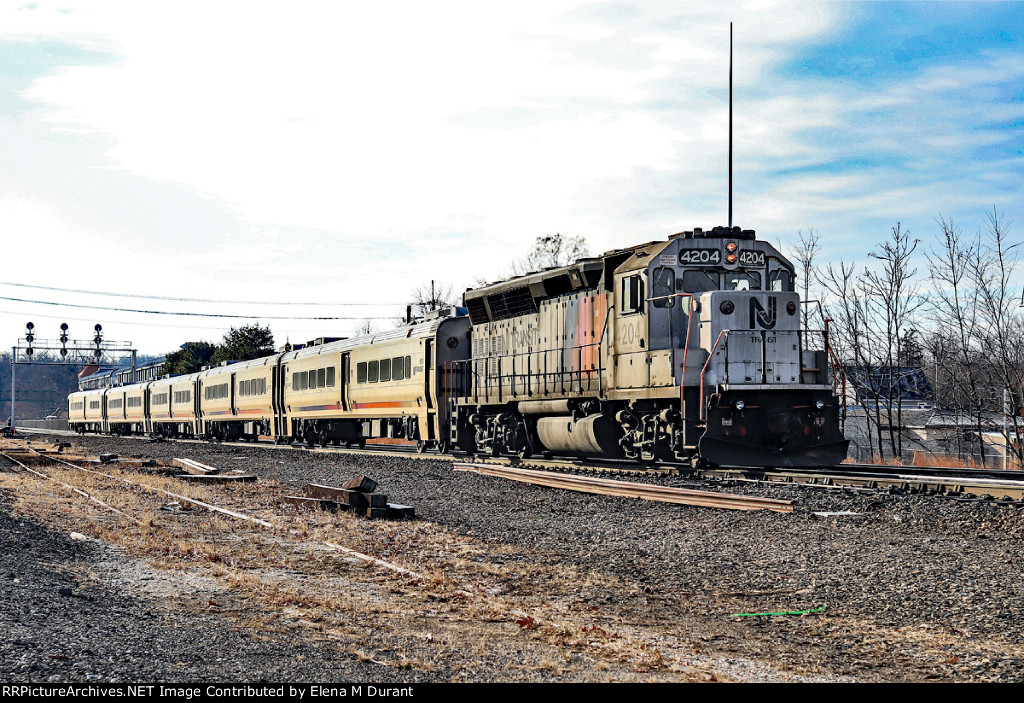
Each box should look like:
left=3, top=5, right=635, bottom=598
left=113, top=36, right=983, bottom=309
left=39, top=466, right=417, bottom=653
left=410, top=280, right=457, bottom=317
left=511, top=233, right=590, bottom=275
left=354, top=318, right=377, bottom=336
left=789, top=227, right=822, bottom=330
left=861, top=223, right=923, bottom=458
left=822, top=223, right=923, bottom=461
left=822, top=260, right=883, bottom=459
left=927, top=209, right=1024, bottom=466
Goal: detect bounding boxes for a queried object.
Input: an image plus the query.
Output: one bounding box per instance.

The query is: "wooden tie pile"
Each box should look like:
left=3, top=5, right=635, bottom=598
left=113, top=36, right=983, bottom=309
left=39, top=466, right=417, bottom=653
left=172, top=458, right=257, bottom=483
left=284, top=475, right=414, bottom=519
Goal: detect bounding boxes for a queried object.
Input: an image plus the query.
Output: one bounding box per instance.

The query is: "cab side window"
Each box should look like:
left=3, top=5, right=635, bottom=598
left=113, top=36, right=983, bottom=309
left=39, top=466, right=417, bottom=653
left=621, top=275, right=644, bottom=314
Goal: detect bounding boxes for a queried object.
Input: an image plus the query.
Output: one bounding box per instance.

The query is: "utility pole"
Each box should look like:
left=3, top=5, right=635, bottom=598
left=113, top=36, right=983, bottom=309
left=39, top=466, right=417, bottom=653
left=1005, top=387, right=1011, bottom=471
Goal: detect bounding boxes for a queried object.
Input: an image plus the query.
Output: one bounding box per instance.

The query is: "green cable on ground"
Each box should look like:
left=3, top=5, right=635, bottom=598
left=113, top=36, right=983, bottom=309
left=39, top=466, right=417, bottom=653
left=730, top=605, right=828, bottom=618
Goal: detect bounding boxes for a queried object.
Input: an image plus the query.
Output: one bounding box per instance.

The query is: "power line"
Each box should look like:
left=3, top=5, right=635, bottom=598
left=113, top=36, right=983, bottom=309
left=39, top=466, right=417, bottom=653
left=0, top=281, right=403, bottom=307
left=0, top=308, right=394, bottom=335
left=0, top=295, right=399, bottom=321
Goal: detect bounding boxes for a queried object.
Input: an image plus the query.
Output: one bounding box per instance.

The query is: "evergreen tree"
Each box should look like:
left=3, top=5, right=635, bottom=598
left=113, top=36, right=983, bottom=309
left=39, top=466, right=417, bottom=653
left=210, top=324, right=275, bottom=364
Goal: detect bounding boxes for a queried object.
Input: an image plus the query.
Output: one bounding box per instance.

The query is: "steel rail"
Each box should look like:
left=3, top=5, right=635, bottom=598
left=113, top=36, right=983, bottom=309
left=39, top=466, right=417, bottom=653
left=454, top=462, right=793, bottom=513
left=703, top=466, right=1024, bottom=500
left=0, top=450, right=142, bottom=524
left=22, top=428, right=1024, bottom=501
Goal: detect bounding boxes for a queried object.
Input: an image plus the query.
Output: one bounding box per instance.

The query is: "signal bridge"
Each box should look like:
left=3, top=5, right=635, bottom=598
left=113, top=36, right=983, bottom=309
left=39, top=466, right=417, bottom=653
left=8, top=322, right=137, bottom=430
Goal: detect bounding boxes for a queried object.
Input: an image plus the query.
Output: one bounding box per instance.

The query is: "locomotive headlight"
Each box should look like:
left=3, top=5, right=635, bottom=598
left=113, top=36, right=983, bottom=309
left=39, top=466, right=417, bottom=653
left=814, top=400, right=825, bottom=410
left=726, top=253, right=737, bottom=264
left=725, top=242, right=737, bottom=252
left=720, top=300, right=735, bottom=315
left=734, top=400, right=745, bottom=411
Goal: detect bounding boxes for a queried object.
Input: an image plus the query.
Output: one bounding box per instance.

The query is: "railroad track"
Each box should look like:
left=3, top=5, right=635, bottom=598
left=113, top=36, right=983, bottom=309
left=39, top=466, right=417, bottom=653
left=16, top=427, right=1024, bottom=502
left=698, top=466, right=1024, bottom=502
left=453, top=462, right=793, bottom=512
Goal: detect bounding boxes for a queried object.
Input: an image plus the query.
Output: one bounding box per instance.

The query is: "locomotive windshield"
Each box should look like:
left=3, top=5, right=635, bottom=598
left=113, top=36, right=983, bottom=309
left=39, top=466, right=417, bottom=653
left=724, top=271, right=761, bottom=291
left=681, top=270, right=717, bottom=293
left=651, top=267, right=675, bottom=307
left=770, top=269, right=794, bottom=291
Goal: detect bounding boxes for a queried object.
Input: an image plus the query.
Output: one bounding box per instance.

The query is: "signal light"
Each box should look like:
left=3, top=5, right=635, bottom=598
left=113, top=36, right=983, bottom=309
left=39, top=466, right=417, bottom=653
left=786, top=302, right=797, bottom=315
left=95, top=324, right=102, bottom=333
left=60, top=348, right=67, bottom=357
left=25, top=332, right=34, bottom=343
left=26, top=322, right=34, bottom=330
left=25, top=347, right=33, bottom=357
left=60, top=323, right=68, bottom=331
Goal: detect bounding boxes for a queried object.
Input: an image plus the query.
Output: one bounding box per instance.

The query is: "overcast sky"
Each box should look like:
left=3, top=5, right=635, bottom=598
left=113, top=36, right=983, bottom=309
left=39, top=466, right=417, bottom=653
left=1, top=1, right=1021, bottom=356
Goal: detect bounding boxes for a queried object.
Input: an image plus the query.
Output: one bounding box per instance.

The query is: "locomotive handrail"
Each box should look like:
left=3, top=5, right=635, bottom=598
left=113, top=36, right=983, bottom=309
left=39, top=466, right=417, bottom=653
left=447, top=339, right=606, bottom=408
left=699, top=329, right=730, bottom=421
left=802, top=300, right=847, bottom=420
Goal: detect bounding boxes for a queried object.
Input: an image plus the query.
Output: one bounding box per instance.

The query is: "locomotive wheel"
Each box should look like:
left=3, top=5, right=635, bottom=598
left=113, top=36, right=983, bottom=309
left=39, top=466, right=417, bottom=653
left=436, top=437, right=450, bottom=455
left=416, top=440, right=428, bottom=454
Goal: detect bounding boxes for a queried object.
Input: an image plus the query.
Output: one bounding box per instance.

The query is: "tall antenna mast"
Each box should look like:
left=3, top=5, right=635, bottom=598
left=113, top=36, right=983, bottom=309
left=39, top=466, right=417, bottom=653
left=728, top=21, right=733, bottom=228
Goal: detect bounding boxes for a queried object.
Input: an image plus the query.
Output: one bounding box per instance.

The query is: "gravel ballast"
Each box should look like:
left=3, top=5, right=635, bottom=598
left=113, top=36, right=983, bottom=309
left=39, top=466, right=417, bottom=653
left=3, top=433, right=1023, bottom=683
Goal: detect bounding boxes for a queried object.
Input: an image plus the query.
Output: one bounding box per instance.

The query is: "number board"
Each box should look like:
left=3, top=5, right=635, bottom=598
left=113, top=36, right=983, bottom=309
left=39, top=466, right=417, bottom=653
left=738, top=250, right=765, bottom=267
left=679, top=249, right=721, bottom=266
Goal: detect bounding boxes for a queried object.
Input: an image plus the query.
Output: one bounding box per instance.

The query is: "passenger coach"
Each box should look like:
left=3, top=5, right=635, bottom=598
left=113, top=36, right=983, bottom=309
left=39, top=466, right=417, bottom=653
left=69, top=313, right=471, bottom=450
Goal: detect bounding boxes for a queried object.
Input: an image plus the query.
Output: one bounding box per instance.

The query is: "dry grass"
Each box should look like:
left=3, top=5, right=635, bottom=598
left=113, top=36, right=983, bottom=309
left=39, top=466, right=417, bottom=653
left=844, top=453, right=1007, bottom=470
left=0, top=452, right=722, bottom=682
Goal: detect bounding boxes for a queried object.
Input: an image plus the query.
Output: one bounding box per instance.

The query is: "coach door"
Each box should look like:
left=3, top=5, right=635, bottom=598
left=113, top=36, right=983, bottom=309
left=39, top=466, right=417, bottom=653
left=196, top=380, right=204, bottom=436
left=339, top=353, right=350, bottom=411
left=271, top=364, right=283, bottom=437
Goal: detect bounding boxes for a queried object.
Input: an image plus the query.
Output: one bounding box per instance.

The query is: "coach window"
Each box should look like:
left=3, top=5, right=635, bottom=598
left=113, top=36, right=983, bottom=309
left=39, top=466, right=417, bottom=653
left=651, top=267, right=675, bottom=308
left=725, top=271, right=761, bottom=291
left=405, top=356, right=412, bottom=378
left=368, top=360, right=379, bottom=383
left=380, top=358, right=391, bottom=382
left=357, top=362, right=367, bottom=383
left=392, top=356, right=404, bottom=381
left=317, top=368, right=326, bottom=388
left=327, top=367, right=335, bottom=387
left=621, top=275, right=644, bottom=314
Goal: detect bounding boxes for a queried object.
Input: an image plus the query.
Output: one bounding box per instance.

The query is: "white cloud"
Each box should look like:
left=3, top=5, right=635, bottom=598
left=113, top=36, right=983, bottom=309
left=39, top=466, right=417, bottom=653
left=0, top=1, right=1020, bottom=352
